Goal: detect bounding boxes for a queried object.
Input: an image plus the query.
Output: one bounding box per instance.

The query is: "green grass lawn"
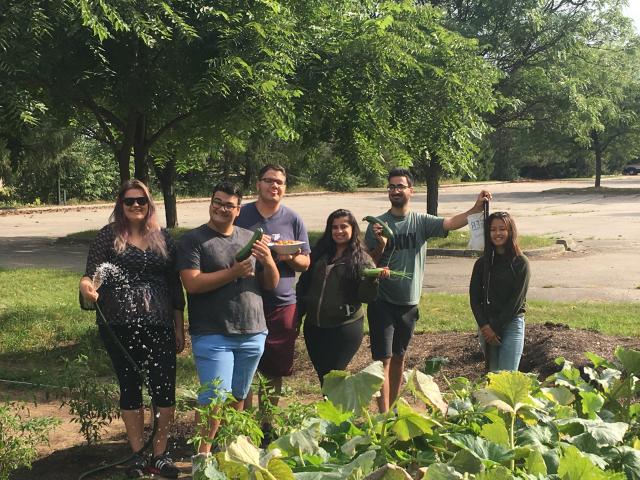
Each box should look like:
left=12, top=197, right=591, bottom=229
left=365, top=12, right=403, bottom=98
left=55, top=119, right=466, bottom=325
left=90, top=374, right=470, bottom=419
left=64, top=228, right=555, bottom=251
left=1, top=268, right=637, bottom=387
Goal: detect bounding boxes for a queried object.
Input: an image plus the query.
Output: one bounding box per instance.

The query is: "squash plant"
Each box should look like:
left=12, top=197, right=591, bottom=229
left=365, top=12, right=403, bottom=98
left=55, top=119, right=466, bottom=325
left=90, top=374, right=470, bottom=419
left=193, top=348, right=640, bottom=479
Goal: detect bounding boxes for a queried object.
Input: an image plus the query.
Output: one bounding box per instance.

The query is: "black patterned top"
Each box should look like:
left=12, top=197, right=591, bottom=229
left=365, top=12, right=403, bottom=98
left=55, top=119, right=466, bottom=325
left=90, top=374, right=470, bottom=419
left=84, top=224, right=185, bottom=326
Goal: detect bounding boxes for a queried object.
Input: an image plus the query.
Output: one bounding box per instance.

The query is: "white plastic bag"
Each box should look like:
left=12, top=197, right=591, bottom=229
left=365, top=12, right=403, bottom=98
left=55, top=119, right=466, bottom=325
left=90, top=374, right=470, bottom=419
left=467, top=211, right=485, bottom=250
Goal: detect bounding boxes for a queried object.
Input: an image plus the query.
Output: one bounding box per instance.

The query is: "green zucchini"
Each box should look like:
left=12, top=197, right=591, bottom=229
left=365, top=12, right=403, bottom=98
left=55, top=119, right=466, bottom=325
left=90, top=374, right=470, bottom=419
left=235, top=228, right=264, bottom=261
left=363, top=216, right=394, bottom=238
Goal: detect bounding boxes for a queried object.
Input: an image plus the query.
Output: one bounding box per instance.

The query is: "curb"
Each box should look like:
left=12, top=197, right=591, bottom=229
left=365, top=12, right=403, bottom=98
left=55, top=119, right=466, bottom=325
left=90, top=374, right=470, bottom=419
left=427, top=240, right=568, bottom=258
left=0, top=191, right=334, bottom=217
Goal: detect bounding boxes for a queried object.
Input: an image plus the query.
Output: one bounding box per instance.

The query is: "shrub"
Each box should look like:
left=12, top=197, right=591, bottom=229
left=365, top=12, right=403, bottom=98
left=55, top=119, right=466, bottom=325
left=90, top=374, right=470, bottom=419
left=323, top=167, right=360, bottom=192
left=61, top=355, right=120, bottom=445
left=0, top=402, right=60, bottom=480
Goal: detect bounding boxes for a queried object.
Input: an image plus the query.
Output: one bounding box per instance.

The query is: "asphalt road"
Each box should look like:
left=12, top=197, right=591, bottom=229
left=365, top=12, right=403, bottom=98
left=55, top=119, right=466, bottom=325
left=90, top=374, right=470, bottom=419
left=2, top=176, right=639, bottom=302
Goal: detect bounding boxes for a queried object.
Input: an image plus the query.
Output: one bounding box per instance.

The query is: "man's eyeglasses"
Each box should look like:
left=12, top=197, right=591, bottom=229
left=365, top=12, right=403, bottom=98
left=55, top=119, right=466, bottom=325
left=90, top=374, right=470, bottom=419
left=260, top=178, right=286, bottom=186
left=387, top=184, right=409, bottom=192
left=211, top=198, right=239, bottom=211
left=123, top=197, right=148, bottom=207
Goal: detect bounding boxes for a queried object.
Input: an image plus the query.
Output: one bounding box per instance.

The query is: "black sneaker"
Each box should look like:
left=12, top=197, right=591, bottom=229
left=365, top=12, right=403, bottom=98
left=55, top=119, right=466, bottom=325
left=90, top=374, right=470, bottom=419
left=125, top=452, right=148, bottom=478
left=146, top=452, right=180, bottom=479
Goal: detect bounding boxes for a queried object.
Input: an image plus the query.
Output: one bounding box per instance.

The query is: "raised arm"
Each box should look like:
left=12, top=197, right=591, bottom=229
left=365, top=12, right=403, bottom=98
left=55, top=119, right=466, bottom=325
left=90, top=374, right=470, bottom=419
left=443, top=190, right=492, bottom=232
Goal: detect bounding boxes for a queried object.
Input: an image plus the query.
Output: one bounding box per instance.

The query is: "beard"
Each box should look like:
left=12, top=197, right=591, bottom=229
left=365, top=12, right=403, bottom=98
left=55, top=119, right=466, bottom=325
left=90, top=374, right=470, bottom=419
left=390, top=195, right=408, bottom=208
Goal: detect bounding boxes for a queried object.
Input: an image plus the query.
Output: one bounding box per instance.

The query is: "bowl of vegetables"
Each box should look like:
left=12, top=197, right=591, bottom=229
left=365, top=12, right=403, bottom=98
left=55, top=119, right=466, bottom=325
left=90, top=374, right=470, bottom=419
left=268, top=240, right=305, bottom=255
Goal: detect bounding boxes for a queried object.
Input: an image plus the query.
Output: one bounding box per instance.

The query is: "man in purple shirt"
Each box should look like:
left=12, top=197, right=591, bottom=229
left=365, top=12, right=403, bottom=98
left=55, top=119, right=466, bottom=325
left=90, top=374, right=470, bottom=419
left=235, top=164, right=310, bottom=430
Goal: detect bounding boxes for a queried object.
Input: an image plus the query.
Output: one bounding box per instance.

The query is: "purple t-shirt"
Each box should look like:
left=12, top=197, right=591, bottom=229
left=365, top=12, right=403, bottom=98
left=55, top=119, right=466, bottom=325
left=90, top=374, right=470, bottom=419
left=235, top=202, right=310, bottom=308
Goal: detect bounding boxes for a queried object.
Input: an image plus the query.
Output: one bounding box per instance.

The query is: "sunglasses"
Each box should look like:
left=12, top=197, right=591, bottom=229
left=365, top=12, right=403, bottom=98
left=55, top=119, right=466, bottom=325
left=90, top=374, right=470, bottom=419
left=123, top=196, right=149, bottom=207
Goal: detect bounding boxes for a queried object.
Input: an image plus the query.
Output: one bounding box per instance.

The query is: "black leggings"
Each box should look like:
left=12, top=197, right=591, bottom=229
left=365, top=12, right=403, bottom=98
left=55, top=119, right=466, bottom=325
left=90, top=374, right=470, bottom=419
left=99, top=323, right=176, bottom=410
left=303, top=318, right=364, bottom=385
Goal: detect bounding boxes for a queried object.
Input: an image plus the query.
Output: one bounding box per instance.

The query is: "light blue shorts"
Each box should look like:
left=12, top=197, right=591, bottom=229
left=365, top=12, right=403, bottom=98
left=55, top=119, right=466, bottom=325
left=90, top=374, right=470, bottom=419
left=191, top=332, right=267, bottom=404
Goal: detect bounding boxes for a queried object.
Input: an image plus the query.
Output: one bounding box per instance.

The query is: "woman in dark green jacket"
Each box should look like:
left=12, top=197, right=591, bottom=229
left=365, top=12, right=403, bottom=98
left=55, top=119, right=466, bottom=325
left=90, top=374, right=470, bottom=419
left=469, top=211, right=530, bottom=372
left=297, top=209, right=388, bottom=385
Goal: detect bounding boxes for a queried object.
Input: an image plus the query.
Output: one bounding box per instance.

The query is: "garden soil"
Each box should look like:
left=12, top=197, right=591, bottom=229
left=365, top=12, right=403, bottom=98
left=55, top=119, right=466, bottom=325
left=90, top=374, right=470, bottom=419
left=10, top=323, right=640, bottom=480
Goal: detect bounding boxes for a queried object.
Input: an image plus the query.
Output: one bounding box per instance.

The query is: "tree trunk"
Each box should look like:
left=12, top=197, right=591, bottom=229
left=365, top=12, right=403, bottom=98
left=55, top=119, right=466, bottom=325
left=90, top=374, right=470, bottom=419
left=243, top=152, right=254, bottom=190
left=115, top=111, right=139, bottom=184
left=155, top=156, right=178, bottom=228
left=117, top=146, right=131, bottom=183
left=591, top=129, right=602, bottom=188
left=133, top=115, right=149, bottom=185
left=425, top=154, right=442, bottom=216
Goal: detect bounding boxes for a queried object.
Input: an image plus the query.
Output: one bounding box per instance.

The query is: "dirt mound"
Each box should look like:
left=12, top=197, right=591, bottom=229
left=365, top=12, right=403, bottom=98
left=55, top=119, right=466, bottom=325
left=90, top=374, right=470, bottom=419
left=11, top=323, right=640, bottom=480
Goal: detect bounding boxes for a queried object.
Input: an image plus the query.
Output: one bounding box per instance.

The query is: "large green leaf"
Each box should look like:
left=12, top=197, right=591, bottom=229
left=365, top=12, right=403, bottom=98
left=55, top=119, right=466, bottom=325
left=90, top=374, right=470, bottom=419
left=293, top=450, right=377, bottom=480
left=390, top=398, right=434, bottom=441
left=585, top=352, right=615, bottom=369
left=406, top=369, right=448, bottom=415
left=612, top=446, right=640, bottom=480
left=551, top=360, right=594, bottom=392
left=615, top=347, right=640, bottom=376
left=449, top=448, right=483, bottom=474
left=557, top=418, right=629, bottom=446
left=525, top=449, right=547, bottom=476
left=557, top=445, right=625, bottom=480
left=448, top=434, right=513, bottom=464
left=584, top=366, right=622, bottom=393
left=270, top=419, right=328, bottom=457
left=517, top=425, right=558, bottom=447
left=541, top=386, right=575, bottom=406
left=423, top=463, right=463, bottom=479
left=316, top=400, right=354, bottom=425
left=362, top=463, right=413, bottom=479
left=480, top=418, right=510, bottom=447
left=225, top=435, right=260, bottom=467
left=322, top=362, right=384, bottom=414
left=475, top=371, right=538, bottom=414
left=340, top=435, right=371, bottom=457
left=266, top=458, right=295, bottom=480
left=580, top=391, right=605, bottom=419
left=474, top=466, right=515, bottom=479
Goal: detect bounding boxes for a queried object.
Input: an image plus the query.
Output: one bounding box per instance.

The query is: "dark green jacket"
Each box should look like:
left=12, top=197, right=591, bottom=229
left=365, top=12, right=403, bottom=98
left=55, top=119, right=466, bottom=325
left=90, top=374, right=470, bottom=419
left=298, top=253, right=378, bottom=328
left=469, top=253, right=530, bottom=335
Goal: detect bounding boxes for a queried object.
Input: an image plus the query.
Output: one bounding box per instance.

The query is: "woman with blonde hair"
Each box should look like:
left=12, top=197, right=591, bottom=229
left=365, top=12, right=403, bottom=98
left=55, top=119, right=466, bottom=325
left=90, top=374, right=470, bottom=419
left=79, top=180, right=185, bottom=478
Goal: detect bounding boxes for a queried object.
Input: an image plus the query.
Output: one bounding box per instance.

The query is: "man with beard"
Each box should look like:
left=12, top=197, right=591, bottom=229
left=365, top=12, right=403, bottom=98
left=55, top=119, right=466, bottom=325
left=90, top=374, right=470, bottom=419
left=365, top=168, right=491, bottom=412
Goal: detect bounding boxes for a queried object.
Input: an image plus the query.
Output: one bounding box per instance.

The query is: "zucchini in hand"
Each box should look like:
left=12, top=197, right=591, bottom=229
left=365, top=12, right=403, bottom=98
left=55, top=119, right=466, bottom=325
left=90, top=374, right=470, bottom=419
left=235, top=228, right=264, bottom=261
left=362, top=216, right=393, bottom=238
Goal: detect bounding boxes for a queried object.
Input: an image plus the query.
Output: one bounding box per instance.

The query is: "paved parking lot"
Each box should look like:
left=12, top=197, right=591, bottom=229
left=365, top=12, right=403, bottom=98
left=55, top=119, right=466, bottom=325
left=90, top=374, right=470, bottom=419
left=2, top=176, right=639, bottom=302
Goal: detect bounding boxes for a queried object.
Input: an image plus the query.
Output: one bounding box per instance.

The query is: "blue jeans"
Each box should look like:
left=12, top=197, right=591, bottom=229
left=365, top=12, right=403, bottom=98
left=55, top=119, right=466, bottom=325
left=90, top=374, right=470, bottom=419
left=192, top=332, right=267, bottom=404
left=479, top=316, right=525, bottom=372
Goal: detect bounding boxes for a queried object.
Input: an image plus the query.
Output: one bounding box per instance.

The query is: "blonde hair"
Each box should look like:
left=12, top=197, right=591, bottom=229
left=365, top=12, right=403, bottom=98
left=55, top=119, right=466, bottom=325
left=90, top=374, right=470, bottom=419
left=110, top=180, right=168, bottom=258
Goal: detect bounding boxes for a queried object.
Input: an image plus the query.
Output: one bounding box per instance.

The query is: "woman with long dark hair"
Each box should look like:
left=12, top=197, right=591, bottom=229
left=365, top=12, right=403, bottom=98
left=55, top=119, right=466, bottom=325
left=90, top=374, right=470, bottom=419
left=297, top=209, right=388, bottom=385
left=469, top=211, right=530, bottom=372
left=79, top=180, right=185, bottom=478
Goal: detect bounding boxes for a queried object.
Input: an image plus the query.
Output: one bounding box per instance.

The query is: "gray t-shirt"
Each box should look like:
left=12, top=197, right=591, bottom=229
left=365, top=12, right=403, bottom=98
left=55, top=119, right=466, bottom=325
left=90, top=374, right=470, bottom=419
left=177, top=224, right=266, bottom=336
left=365, top=210, right=447, bottom=305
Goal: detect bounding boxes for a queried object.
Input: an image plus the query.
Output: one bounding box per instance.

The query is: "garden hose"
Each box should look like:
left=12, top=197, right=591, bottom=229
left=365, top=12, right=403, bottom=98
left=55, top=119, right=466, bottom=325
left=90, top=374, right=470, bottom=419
left=77, top=302, right=159, bottom=480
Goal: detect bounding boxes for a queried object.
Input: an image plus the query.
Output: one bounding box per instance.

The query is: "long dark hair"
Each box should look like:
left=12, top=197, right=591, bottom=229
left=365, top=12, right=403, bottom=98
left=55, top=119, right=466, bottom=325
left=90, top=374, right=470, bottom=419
left=109, top=180, right=167, bottom=258
left=312, top=209, right=369, bottom=280
left=486, top=211, right=522, bottom=261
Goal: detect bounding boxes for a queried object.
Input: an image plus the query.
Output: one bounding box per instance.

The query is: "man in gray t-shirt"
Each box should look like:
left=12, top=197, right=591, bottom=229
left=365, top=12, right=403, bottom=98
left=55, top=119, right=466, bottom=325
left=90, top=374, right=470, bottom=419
left=365, top=168, right=491, bottom=413
left=177, top=182, right=279, bottom=454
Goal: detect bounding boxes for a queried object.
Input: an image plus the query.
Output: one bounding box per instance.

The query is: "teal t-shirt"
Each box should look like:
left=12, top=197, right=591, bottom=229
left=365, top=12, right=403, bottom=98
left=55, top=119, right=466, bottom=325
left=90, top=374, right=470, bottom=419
left=365, top=210, right=447, bottom=305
